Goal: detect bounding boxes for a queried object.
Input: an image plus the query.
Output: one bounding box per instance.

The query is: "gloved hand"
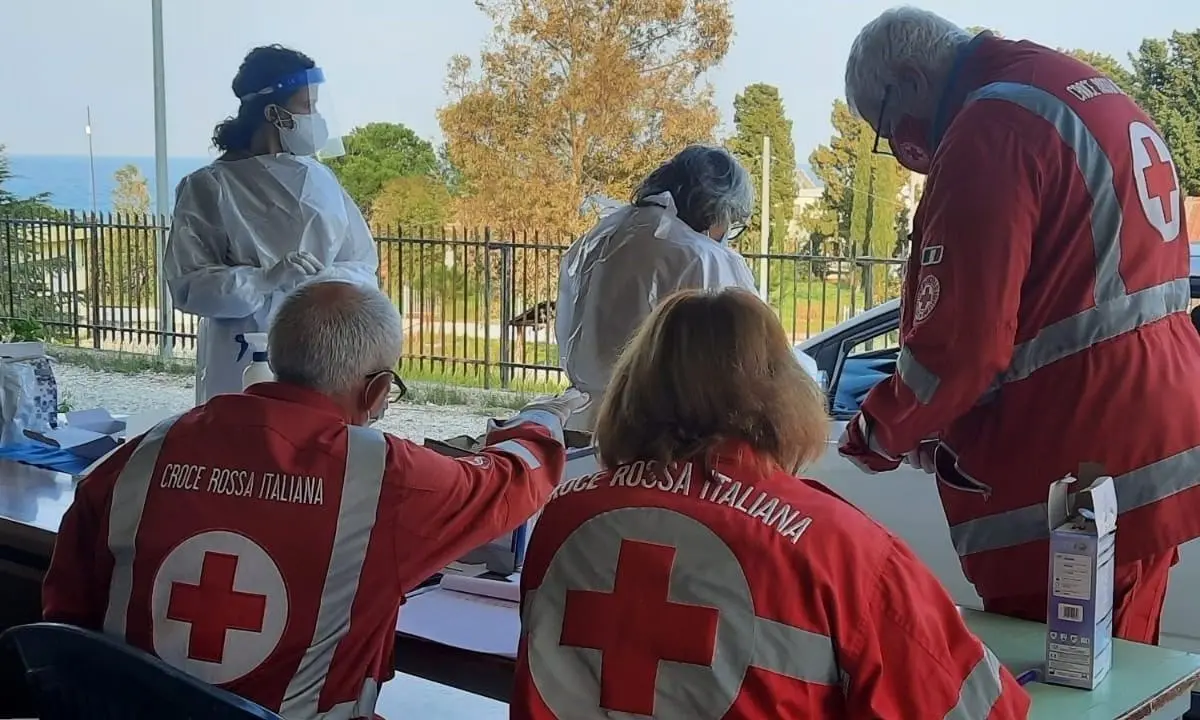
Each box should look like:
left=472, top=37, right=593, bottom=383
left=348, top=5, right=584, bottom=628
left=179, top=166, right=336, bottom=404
left=519, top=387, right=591, bottom=427
left=903, top=439, right=938, bottom=474
left=287, top=250, right=325, bottom=276
left=837, top=412, right=901, bottom=474
left=264, top=252, right=325, bottom=291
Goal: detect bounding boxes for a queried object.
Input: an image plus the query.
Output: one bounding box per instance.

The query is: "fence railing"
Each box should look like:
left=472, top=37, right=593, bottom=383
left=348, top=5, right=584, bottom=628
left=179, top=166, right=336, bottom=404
left=0, top=212, right=905, bottom=391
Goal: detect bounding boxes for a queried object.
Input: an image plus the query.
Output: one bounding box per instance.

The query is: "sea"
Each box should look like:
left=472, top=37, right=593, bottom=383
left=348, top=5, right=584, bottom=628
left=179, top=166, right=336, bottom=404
left=5, top=154, right=211, bottom=214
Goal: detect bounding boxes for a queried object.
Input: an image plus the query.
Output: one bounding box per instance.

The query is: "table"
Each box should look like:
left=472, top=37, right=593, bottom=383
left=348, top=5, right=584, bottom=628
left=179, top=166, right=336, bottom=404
left=2, top=417, right=1198, bottom=719
left=964, top=609, right=1200, bottom=719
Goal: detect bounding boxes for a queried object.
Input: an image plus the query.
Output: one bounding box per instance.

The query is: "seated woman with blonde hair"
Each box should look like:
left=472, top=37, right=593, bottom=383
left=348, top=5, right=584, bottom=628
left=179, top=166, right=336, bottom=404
left=512, top=287, right=1029, bottom=720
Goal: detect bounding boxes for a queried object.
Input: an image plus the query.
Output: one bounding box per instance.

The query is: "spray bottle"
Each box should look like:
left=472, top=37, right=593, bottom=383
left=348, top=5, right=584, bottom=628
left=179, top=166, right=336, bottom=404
left=234, top=332, right=273, bottom=390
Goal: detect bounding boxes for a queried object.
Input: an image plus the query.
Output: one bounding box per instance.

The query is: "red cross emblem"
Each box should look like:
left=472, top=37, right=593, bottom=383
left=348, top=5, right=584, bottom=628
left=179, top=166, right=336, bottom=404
left=559, top=539, right=720, bottom=715
left=1140, top=135, right=1177, bottom=225
left=913, top=274, right=940, bottom=324
left=166, top=551, right=268, bottom=664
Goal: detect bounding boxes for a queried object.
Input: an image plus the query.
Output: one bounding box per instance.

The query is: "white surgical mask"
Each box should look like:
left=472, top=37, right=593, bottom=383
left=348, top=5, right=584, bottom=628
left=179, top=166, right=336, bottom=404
left=275, top=109, right=329, bottom=157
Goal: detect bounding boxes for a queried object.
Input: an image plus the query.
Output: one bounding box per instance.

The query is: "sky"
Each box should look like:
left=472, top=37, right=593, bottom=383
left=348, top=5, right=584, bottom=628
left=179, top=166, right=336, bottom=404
left=2, top=0, right=1199, bottom=164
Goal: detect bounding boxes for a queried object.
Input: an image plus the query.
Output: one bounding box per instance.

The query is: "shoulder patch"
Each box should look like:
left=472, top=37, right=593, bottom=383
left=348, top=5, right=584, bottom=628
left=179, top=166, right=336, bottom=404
left=920, top=245, right=943, bottom=266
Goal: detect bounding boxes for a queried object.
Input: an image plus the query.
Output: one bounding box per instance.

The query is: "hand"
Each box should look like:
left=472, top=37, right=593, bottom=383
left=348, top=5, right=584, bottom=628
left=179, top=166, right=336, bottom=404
left=287, top=250, right=325, bottom=276
left=903, top=440, right=938, bottom=474
left=837, top=412, right=901, bottom=474
left=264, top=257, right=307, bottom=290
left=520, top=387, right=591, bottom=426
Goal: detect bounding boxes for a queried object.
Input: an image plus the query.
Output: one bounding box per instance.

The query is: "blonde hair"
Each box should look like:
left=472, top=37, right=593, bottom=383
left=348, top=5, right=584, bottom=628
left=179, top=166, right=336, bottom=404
left=594, top=287, right=828, bottom=473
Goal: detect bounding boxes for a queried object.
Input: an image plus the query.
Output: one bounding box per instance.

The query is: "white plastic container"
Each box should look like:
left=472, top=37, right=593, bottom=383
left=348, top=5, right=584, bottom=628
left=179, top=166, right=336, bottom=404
left=235, top=333, right=274, bottom=390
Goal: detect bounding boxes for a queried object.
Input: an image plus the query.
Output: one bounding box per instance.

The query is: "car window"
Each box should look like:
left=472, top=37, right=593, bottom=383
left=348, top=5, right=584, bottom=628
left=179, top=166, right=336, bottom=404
left=830, top=325, right=900, bottom=418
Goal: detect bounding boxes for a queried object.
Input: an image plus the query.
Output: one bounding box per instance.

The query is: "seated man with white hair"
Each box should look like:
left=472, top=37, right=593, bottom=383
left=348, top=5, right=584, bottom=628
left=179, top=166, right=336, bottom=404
left=41, top=279, right=586, bottom=719
left=837, top=6, right=1200, bottom=644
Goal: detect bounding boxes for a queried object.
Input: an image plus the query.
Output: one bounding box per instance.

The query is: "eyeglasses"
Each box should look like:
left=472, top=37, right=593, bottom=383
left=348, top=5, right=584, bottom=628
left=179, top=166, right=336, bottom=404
left=367, top=370, right=408, bottom=403
left=726, top=223, right=747, bottom=241
left=872, top=85, right=896, bottom=158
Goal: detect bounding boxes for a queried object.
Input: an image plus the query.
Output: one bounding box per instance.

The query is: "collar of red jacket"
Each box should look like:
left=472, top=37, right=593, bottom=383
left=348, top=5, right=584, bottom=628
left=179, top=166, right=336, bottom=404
left=934, top=34, right=1051, bottom=143
left=243, top=381, right=352, bottom=423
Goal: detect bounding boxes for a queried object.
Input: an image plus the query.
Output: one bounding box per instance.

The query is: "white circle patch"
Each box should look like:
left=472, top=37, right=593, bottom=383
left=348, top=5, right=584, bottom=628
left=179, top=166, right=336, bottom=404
left=151, top=530, right=289, bottom=685
left=525, top=508, right=752, bottom=719
left=913, top=275, right=941, bottom=324
left=1129, top=120, right=1181, bottom=242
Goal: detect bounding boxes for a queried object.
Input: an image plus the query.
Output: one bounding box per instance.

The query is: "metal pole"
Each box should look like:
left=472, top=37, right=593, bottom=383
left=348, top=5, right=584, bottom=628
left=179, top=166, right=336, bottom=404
left=85, top=107, right=97, bottom=216
left=758, top=135, right=771, bottom=300
left=151, top=0, right=174, bottom=358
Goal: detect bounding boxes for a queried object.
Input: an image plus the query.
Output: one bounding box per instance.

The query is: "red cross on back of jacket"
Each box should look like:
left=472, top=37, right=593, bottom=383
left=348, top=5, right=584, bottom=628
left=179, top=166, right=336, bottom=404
left=865, top=35, right=1200, bottom=599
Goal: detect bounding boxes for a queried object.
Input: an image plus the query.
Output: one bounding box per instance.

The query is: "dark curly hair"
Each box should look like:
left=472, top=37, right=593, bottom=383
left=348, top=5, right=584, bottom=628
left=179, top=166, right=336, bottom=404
left=211, top=45, right=316, bottom=153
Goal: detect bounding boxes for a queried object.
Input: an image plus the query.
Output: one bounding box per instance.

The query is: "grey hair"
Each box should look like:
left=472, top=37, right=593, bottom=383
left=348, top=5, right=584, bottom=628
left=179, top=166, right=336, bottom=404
left=844, top=6, right=973, bottom=124
left=633, top=145, right=755, bottom=234
left=268, top=280, right=403, bottom=396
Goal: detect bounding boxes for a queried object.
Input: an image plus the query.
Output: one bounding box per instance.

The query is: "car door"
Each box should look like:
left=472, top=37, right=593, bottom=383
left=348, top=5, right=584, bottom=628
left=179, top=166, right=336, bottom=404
left=800, top=307, right=983, bottom=607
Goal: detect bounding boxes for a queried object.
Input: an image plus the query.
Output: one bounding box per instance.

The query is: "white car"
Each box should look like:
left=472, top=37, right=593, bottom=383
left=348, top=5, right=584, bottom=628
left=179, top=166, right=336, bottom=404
left=797, top=245, right=1200, bottom=653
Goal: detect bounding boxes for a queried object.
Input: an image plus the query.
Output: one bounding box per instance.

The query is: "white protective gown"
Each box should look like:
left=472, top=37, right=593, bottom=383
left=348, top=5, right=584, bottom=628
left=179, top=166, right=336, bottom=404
left=555, top=191, right=758, bottom=430
left=165, top=154, right=379, bottom=405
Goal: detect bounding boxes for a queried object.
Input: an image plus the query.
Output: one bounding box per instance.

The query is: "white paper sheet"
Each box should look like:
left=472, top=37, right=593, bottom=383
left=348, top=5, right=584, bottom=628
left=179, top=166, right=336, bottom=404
left=397, top=588, right=521, bottom=658
left=439, top=573, right=521, bottom=602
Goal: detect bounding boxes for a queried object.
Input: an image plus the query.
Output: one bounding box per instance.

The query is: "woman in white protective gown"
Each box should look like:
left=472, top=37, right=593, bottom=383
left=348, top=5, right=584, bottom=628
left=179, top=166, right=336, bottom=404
left=165, top=45, right=378, bottom=405
left=556, top=145, right=760, bottom=430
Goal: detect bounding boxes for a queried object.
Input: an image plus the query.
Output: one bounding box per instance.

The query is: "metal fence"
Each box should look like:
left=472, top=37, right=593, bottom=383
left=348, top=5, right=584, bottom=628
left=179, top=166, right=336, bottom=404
left=0, top=212, right=905, bottom=391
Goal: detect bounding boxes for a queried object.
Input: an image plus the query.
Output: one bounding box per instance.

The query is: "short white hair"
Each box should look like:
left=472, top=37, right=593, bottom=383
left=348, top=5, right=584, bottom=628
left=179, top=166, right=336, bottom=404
left=269, top=280, right=403, bottom=396
left=844, top=6, right=973, bottom=123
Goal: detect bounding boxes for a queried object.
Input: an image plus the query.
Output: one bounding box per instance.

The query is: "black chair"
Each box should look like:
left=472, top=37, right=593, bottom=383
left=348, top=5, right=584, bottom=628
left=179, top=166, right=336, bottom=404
left=0, top=623, right=282, bottom=720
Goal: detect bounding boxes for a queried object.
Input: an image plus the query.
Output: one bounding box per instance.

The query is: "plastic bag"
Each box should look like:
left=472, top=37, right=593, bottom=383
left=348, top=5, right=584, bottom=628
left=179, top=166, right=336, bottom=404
left=0, top=358, right=55, bottom=447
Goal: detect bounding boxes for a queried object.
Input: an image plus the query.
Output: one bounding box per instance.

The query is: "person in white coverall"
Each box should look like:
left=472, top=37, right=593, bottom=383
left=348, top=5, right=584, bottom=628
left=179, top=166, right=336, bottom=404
left=165, top=44, right=378, bottom=405
left=556, top=145, right=759, bottom=430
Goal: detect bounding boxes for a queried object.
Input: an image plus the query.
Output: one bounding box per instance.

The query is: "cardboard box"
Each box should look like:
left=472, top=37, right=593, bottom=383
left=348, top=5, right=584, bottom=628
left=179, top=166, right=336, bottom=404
left=1044, top=463, right=1117, bottom=689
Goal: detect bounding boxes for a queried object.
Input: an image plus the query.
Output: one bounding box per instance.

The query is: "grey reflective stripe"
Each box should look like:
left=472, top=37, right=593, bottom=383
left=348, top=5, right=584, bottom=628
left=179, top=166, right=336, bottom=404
left=752, top=616, right=840, bottom=686
left=907, top=83, right=1186, bottom=408
left=1001, top=278, right=1189, bottom=386
left=897, top=346, right=939, bottom=405
left=314, top=678, right=379, bottom=720
left=523, top=507, right=839, bottom=720
left=944, top=646, right=1004, bottom=720
left=102, top=414, right=184, bottom=637
left=951, top=444, right=1200, bottom=557
left=492, top=439, right=543, bottom=471
left=968, top=82, right=1128, bottom=305
left=280, top=426, right=388, bottom=719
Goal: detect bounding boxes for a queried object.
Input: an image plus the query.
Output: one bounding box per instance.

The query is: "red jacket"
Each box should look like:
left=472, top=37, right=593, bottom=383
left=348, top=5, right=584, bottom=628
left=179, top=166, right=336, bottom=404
left=863, top=36, right=1200, bottom=599
left=513, top=443, right=1030, bottom=719
left=43, top=383, right=565, bottom=720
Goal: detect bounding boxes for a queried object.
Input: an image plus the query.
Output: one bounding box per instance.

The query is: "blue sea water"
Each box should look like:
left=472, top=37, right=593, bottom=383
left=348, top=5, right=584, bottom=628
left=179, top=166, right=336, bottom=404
left=5, top=154, right=210, bottom=214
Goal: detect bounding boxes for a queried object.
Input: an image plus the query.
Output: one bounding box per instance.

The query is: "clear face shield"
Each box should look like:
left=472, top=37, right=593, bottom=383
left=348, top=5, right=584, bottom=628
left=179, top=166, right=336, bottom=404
left=241, top=67, right=347, bottom=159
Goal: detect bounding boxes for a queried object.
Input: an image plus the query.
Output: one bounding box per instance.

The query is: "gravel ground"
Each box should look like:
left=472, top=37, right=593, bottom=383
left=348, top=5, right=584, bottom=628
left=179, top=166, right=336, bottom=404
left=50, top=360, right=508, bottom=717
left=52, top=362, right=494, bottom=442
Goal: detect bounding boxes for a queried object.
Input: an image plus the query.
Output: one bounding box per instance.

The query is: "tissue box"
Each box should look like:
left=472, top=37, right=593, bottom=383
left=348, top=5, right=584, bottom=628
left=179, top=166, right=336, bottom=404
left=1045, top=463, right=1117, bottom=690
left=24, top=408, right=127, bottom=461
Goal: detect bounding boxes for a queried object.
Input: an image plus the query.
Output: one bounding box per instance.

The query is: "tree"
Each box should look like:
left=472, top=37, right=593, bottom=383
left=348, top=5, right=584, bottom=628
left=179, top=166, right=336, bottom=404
left=325, top=122, right=442, bottom=216
left=112, top=164, right=150, bottom=216
left=726, top=83, right=797, bottom=251
left=439, top=0, right=733, bottom=235
left=370, top=176, right=452, bottom=233
left=1129, top=32, right=1200, bottom=195
left=103, top=164, right=155, bottom=306
left=0, top=145, right=72, bottom=335
left=807, top=100, right=908, bottom=259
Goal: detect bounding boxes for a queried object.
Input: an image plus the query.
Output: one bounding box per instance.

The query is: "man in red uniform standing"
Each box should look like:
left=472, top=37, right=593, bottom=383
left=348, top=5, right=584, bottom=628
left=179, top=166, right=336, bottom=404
left=838, top=7, right=1200, bottom=644
left=42, top=280, right=586, bottom=719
